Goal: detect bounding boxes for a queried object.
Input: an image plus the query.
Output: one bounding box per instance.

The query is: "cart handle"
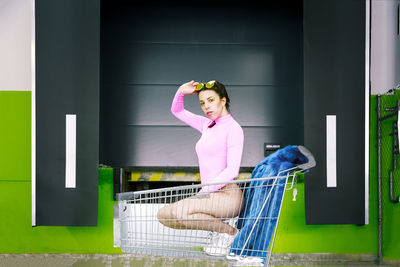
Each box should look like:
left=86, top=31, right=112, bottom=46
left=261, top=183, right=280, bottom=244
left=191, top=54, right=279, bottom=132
left=296, top=145, right=316, bottom=170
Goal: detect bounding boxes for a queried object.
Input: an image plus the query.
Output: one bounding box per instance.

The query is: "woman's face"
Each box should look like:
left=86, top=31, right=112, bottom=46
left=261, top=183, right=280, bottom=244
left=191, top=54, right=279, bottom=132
left=198, top=89, right=227, bottom=120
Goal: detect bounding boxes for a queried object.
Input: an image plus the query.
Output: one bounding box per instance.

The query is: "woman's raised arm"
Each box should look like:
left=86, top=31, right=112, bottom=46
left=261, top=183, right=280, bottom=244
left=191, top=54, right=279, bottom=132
left=171, top=81, right=209, bottom=133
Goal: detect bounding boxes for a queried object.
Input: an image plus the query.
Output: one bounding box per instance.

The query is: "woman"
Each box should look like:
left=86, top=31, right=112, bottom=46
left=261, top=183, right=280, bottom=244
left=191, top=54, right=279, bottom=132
left=157, top=80, right=244, bottom=256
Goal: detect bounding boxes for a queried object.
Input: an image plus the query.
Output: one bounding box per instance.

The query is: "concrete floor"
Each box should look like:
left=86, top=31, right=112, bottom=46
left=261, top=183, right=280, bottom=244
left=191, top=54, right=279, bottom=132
left=0, top=253, right=399, bottom=267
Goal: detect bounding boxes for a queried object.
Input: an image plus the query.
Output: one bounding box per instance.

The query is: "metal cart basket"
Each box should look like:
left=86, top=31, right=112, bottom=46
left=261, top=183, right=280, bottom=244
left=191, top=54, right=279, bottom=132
left=117, top=154, right=315, bottom=267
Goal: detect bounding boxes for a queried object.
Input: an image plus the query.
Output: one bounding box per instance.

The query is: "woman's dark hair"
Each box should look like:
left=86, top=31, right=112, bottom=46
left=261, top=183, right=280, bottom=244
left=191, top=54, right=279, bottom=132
left=198, top=80, right=231, bottom=111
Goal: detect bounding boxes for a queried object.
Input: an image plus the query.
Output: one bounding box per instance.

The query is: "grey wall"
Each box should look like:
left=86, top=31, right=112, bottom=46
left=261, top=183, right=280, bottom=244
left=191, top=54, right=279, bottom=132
left=100, top=1, right=304, bottom=168
left=371, top=0, right=400, bottom=94
left=0, top=0, right=32, bottom=91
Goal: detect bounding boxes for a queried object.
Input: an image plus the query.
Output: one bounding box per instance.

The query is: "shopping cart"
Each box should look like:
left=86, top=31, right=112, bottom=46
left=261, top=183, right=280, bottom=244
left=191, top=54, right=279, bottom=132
left=117, top=148, right=315, bottom=267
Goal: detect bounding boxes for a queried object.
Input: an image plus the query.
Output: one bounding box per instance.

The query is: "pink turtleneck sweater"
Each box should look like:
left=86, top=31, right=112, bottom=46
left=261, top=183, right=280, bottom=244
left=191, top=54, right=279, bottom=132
left=171, top=89, right=244, bottom=193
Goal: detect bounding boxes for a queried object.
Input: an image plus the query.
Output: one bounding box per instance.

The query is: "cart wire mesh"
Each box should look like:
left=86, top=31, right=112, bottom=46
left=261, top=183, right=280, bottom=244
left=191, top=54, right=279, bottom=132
left=117, top=167, right=308, bottom=267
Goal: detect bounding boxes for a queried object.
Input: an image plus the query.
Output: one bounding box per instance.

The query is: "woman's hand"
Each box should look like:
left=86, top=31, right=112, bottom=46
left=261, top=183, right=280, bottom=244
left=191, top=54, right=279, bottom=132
left=179, top=80, right=199, bottom=95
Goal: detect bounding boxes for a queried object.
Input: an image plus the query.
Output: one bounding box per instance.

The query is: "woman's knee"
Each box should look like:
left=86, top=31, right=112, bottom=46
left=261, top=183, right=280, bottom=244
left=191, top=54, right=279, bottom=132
left=157, top=206, right=173, bottom=223
left=157, top=205, right=189, bottom=229
left=157, top=205, right=184, bottom=221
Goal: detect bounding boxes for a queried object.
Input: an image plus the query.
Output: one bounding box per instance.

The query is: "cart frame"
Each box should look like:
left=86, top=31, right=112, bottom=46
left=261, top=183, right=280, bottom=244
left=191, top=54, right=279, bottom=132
left=117, top=160, right=314, bottom=267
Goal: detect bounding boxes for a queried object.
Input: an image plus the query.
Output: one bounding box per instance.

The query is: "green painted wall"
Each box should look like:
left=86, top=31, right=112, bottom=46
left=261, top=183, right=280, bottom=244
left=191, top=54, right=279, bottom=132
left=0, top=91, right=398, bottom=260
left=0, top=91, right=119, bottom=253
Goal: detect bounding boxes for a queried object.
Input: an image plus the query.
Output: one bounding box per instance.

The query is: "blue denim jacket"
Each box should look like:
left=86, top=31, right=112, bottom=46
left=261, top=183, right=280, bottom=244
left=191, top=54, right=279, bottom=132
left=230, top=145, right=308, bottom=258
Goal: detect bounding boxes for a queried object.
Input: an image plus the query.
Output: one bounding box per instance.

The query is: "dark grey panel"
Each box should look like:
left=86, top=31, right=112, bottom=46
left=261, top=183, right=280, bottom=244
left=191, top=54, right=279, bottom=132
left=100, top=1, right=303, bottom=168
left=102, top=42, right=301, bottom=86
left=101, top=126, right=303, bottom=168
left=102, top=2, right=303, bottom=45
left=303, top=0, right=366, bottom=224
left=36, top=0, right=100, bottom=226
left=101, top=85, right=303, bottom=127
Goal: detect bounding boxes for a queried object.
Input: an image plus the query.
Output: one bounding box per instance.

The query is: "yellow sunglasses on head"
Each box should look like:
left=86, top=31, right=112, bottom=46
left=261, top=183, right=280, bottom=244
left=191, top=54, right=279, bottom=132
left=195, top=80, right=216, bottom=91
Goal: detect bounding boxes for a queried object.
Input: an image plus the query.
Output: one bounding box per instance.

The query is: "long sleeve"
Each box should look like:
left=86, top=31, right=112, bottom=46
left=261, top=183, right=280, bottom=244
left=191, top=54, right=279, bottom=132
left=171, top=89, right=208, bottom=133
left=199, top=124, right=244, bottom=194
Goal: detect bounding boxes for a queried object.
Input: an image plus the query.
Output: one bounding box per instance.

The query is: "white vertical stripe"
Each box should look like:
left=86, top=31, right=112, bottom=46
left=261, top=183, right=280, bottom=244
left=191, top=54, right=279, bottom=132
left=31, top=0, right=36, bottom=226
left=326, top=115, right=337, bottom=188
left=365, top=0, right=370, bottom=225
left=65, top=114, right=76, bottom=188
